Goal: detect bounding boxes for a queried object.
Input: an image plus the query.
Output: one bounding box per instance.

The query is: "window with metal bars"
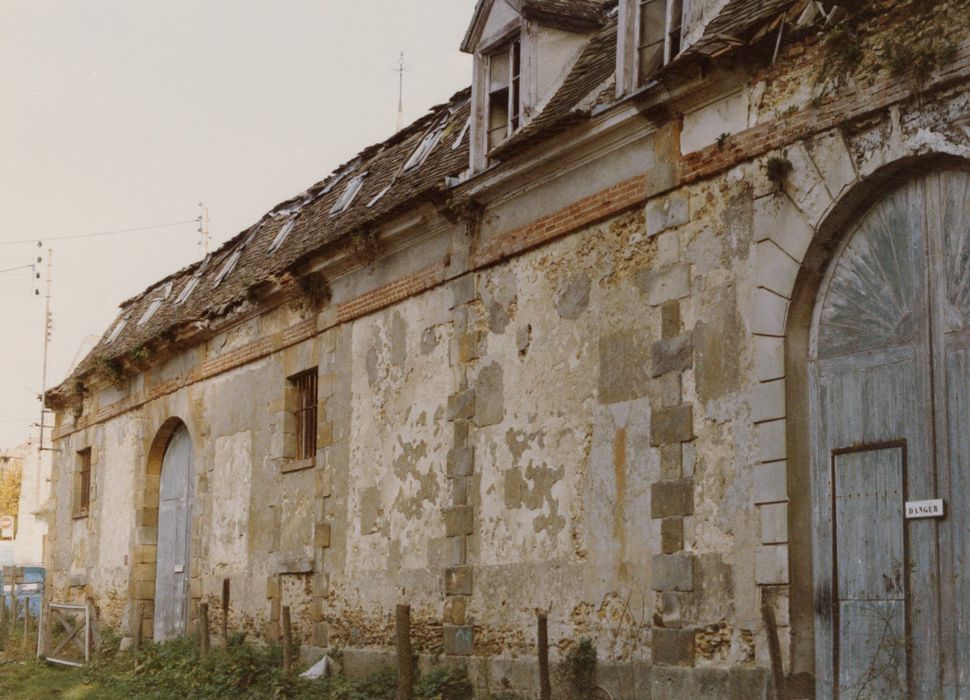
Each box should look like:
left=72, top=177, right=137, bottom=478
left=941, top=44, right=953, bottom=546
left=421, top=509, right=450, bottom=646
left=290, top=369, right=318, bottom=462
left=76, top=448, right=92, bottom=517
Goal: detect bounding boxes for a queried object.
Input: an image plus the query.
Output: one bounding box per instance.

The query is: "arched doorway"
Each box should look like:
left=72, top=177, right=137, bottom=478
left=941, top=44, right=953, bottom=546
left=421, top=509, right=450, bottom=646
left=810, top=168, right=970, bottom=697
left=152, top=422, right=194, bottom=641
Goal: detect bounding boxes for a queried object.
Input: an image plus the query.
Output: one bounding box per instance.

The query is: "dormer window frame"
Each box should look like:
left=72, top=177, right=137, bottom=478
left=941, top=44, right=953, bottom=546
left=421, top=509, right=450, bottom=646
left=470, top=18, right=531, bottom=172
left=617, top=0, right=685, bottom=97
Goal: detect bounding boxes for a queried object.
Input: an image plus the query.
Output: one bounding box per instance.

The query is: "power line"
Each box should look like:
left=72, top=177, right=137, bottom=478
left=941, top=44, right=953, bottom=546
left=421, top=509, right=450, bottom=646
left=0, top=264, right=34, bottom=274
left=0, top=219, right=198, bottom=247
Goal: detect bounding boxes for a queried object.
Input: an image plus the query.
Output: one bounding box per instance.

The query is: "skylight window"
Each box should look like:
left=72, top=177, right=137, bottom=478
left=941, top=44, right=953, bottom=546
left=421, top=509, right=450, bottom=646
left=453, top=118, right=470, bottom=150
left=268, top=218, right=296, bottom=254
left=213, top=249, right=242, bottom=287
left=367, top=179, right=395, bottom=208
left=175, top=276, right=200, bottom=305
left=106, top=317, right=128, bottom=344
left=330, top=174, right=367, bottom=215
left=405, top=117, right=448, bottom=170
left=138, top=299, right=163, bottom=326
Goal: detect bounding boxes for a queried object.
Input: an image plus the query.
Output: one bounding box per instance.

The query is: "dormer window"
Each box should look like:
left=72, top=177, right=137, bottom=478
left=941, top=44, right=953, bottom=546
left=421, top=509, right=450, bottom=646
left=487, top=37, right=522, bottom=149
left=618, top=0, right=684, bottom=95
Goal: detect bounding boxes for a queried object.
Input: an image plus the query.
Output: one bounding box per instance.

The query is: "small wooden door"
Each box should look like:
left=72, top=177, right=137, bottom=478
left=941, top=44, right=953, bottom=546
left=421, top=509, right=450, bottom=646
left=811, top=168, right=970, bottom=698
left=154, top=424, right=193, bottom=641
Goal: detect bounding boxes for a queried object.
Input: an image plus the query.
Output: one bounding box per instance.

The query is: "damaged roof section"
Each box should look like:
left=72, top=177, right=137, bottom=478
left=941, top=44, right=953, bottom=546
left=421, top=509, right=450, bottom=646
left=53, top=0, right=813, bottom=403
left=520, top=0, right=613, bottom=31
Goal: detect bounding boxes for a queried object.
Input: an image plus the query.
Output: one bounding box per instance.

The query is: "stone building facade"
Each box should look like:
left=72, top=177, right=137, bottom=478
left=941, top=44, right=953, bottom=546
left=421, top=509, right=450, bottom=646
left=44, top=0, right=970, bottom=697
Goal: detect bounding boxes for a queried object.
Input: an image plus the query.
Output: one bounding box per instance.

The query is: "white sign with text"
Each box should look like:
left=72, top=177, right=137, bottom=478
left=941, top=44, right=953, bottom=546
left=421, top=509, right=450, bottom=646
left=905, top=499, right=945, bottom=520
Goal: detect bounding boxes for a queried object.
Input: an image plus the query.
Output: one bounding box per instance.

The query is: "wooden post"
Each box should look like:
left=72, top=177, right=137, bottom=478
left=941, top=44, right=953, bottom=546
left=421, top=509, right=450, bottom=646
left=281, top=606, right=292, bottom=674
left=538, top=612, right=551, bottom=700
left=221, top=579, right=230, bottom=641
left=199, top=602, right=210, bottom=658
left=134, top=602, right=143, bottom=652
left=11, top=593, right=18, bottom=638
left=0, top=587, right=8, bottom=646
left=395, top=604, right=413, bottom=700
left=23, top=600, right=30, bottom=651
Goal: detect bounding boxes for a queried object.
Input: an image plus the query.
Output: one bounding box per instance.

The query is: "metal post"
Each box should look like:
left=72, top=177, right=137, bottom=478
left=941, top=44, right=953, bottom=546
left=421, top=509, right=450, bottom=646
left=538, top=612, right=551, bottom=700
left=134, top=602, right=143, bottom=652
left=221, top=579, right=229, bottom=641
left=199, top=602, right=210, bottom=658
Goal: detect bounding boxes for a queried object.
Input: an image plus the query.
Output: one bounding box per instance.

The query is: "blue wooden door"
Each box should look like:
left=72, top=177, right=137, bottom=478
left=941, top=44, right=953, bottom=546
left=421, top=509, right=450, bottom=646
left=154, top=424, right=193, bottom=641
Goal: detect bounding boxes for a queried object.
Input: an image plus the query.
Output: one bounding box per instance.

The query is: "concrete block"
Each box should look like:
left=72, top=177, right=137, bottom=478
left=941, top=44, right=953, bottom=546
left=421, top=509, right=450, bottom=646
left=751, top=289, right=789, bottom=337
left=312, top=622, right=329, bottom=647
left=682, top=441, right=696, bottom=478
left=475, top=362, right=504, bottom=427
left=652, top=627, right=695, bottom=666
left=756, top=419, right=787, bottom=463
left=652, top=553, right=694, bottom=591
left=450, top=276, right=476, bottom=308
left=443, top=624, right=474, bottom=656
left=599, top=331, right=652, bottom=404
left=754, top=240, right=799, bottom=300
left=448, top=537, right=467, bottom=567
left=657, top=230, right=680, bottom=266
left=753, top=193, right=815, bottom=263
left=808, top=129, right=857, bottom=199
left=446, top=596, right=467, bottom=625
left=755, top=544, right=790, bottom=585
left=451, top=476, right=468, bottom=506
left=311, top=573, right=329, bottom=597
left=652, top=334, right=693, bottom=377
left=760, top=502, right=789, bottom=544
left=660, top=443, right=682, bottom=480
left=753, top=461, right=788, bottom=505
left=661, top=591, right=686, bottom=628
left=661, top=373, right=683, bottom=408
left=458, top=332, right=482, bottom=363
left=647, top=192, right=690, bottom=237
left=651, top=405, right=694, bottom=446
left=453, top=420, right=469, bottom=449
left=784, top=142, right=834, bottom=225
left=636, top=264, right=691, bottom=306
left=315, top=522, right=332, bottom=548
left=447, top=390, right=476, bottom=421
left=661, top=517, right=684, bottom=554
left=661, top=300, right=681, bottom=338
left=751, top=379, right=785, bottom=423
left=444, top=506, right=473, bottom=537
left=445, top=566, right=473, bottom=596
left=447, top=448, right=475, bottom=478
left=652, top=480, right=694, bottom=519
left=754, top=336, right=785, bottom=382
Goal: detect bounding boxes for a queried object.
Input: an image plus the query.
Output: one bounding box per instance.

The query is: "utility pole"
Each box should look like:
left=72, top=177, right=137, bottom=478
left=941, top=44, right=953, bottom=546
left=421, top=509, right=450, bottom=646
left=38, top=248, right=53, bottom=454
left=198, top=203, right=210, bottom=258
left=394, top=52, right=409, bottom=132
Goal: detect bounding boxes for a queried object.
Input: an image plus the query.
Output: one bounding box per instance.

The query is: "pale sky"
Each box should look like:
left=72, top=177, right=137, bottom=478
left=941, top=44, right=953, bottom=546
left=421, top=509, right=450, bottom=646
left=0, top=1, right=478, bottom=447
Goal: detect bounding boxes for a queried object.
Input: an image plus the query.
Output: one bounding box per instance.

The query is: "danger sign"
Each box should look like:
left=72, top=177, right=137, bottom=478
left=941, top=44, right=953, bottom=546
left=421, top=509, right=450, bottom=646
left=0, top=515, right=14, bottom=538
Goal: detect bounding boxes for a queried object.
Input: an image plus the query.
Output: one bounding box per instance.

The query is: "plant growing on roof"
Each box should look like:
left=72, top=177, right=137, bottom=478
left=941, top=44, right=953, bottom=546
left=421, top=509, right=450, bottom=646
left=128, top=344, right=153, bottom=366
left=71, top=378, right=86, bottom=422
left=93, top=354, right=125, bottom=387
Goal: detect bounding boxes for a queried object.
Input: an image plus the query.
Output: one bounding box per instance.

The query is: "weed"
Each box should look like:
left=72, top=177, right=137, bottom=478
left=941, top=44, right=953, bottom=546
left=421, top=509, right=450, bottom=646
left=298, top=271, right=332, bottom=309
left=92, top=354, right=125, bottom=387
left=715, top=132, right=730, bottom=149
left=415, top=665, right=473, bottom=700
left=765, top=155, right=794, bottom=187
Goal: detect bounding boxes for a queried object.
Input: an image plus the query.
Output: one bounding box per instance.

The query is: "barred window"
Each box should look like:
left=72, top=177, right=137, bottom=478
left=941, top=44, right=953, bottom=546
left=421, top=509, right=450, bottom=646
left=290, top=369, right=318, bottom=461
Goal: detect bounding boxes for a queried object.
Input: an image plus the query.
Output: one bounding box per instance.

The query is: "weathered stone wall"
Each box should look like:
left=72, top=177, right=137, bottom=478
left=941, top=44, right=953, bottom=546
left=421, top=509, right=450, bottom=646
left=43, top=3, right=970, bottom=697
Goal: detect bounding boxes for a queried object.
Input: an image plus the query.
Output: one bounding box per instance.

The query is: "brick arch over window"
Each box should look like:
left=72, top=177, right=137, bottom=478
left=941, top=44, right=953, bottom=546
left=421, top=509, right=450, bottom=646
left=129, top=416, right=193, bottom=642
left=780, top=152, right=970, bottom=686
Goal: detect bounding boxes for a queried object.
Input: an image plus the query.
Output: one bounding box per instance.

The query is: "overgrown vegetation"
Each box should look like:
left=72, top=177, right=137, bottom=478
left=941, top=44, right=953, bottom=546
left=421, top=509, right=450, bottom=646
left=92, top=354, right=125, bottom=387
left=0, top=634, right=490, bottom=700
left=765, top=155, right=794, bottom=187
left=0, top=458, right=22, bottom=518
left=561, top=638, right=598, bottom=699
left=298, top=271, right=333, bottom=310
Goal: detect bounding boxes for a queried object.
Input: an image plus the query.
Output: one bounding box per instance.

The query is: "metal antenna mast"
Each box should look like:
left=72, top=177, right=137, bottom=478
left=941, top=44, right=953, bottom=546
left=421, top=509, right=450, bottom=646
left=394, top=52, right=409, bottom=132
left=198, top=202, right=210, bottom=257
left=38, top=248, right=53, bottom=454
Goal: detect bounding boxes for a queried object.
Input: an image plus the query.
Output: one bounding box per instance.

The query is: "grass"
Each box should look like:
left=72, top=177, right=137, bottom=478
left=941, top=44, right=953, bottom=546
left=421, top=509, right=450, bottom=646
left=0, top=632, right=496, bottom=700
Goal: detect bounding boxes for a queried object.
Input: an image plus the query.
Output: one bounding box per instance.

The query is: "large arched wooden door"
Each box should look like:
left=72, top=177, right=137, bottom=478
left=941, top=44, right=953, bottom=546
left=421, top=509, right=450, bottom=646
left=153, top=423, right=194, bottom=641
left=811, top=168, right=970, bottom=698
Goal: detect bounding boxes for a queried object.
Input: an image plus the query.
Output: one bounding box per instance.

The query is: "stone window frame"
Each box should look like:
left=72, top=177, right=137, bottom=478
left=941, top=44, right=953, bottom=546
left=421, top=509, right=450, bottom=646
left=282, top=367, right=319, bottom=472
left=73, top=446, right=93, bottom=519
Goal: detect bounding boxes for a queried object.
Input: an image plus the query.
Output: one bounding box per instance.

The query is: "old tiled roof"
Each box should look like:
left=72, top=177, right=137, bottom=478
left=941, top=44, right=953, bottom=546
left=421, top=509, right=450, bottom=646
left=681, top=0, right=803, bottom=58
left=53, top=0, right=808, bottom=400
left=520, top=0, right=613, bottom=31
left=62, top=92, right=471, bottom=389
